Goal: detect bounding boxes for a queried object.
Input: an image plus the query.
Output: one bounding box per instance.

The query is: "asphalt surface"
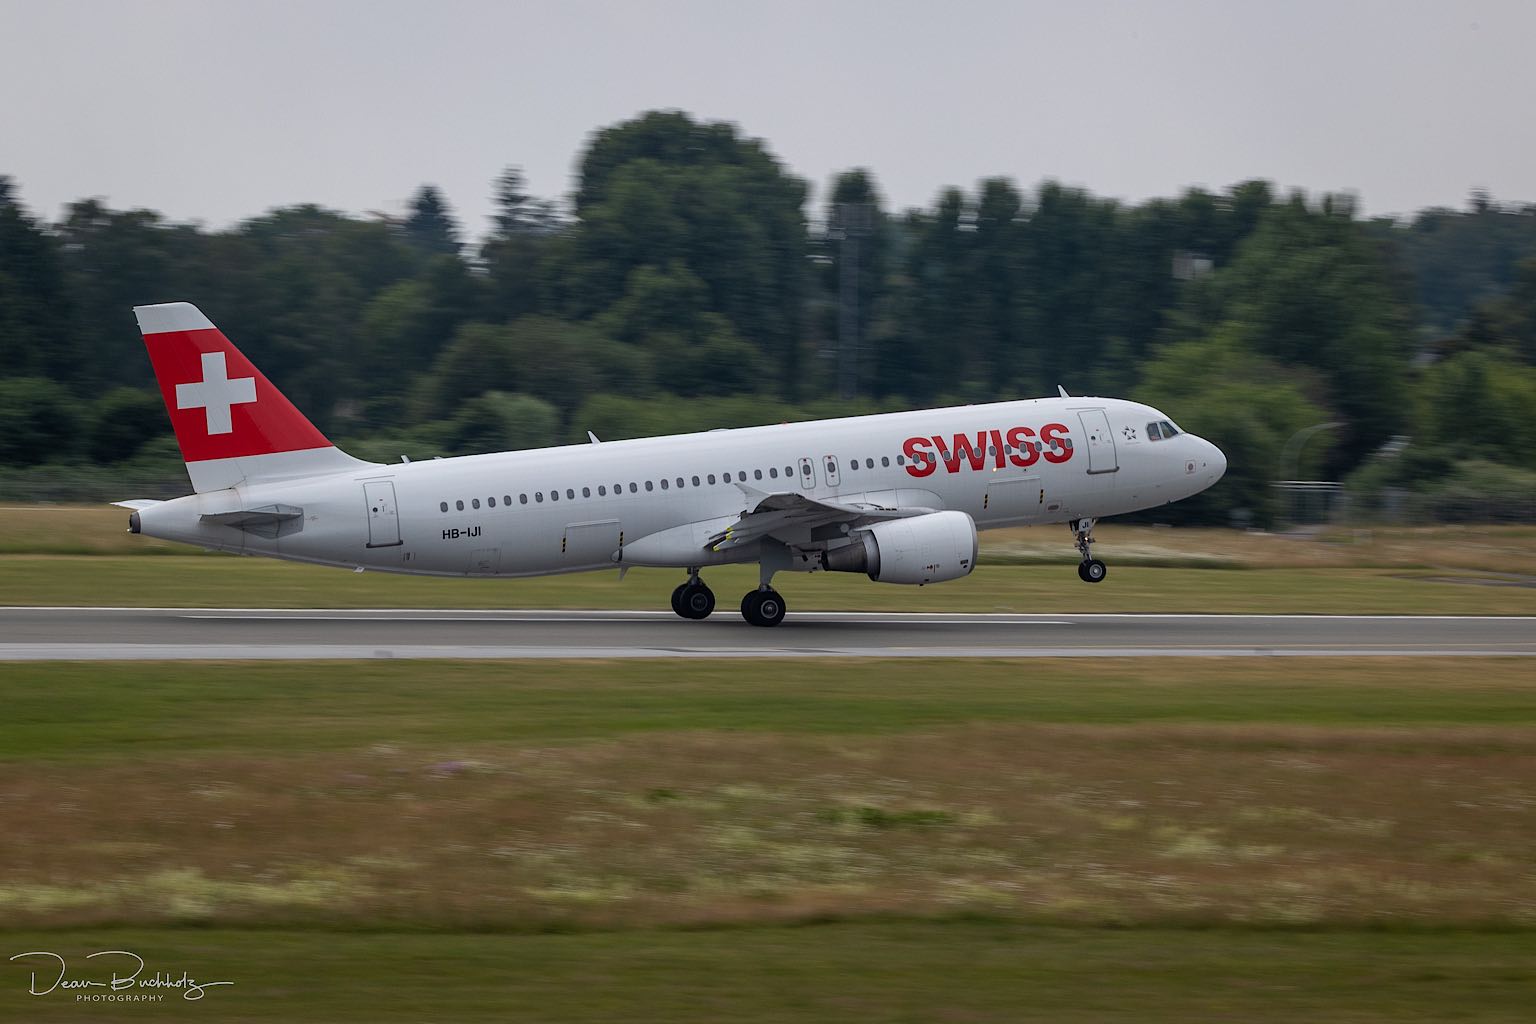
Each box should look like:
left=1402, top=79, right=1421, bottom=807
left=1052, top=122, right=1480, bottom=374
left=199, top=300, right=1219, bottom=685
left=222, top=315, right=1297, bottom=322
left=0, top=607, right=1532, bottom=660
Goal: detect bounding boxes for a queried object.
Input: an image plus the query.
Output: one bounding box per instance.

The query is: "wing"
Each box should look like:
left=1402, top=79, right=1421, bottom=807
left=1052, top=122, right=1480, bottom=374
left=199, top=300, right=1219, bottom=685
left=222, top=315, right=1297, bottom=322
left=706, top=490, right=936, bottom=552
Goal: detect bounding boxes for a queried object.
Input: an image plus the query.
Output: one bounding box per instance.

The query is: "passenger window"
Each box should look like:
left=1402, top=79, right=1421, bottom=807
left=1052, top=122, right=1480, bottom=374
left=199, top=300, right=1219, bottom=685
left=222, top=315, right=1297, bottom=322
left=550, top=490, right=558, bottom=502
left=708, top=474, right=716, bottom=484
left=582, top=487, right=591, bottom=498
left=723, top=472, right=732, bottom=483
left=598, top=485, right=606, bottom=496
left=645, top=481, right=654, bottom=491
left=456, top=500, right=465, bottom=511
left=896, top=455, right=905, bottom=465
left=1147, top=422, right=1162, bottom=441
left=881, top=456, right=890, bottom=467
left=865, top=458, right=874, bottom=469
left=676, top=477, right=684, bottom=488
left=786, top=466, right=794, bottom=477
left=660, top=479, right=669, bottom=490
left=535, top=493, right=543, bottom=503
left=615, top=483, right=622, bottom=493
left=520, top=494, right=528, bottom=505
left=758, top=469, right=766, bottom=480
left=692, top=475, right=700, bottom=487
left=488, top=496, right=496, bottom=507
left=439, top=501, right=448, bottom=513
left=503, top=494, right=512, bottom=505
left=472, top=498, right=481, bottom=509
left=566, top=488, right=574, bottom=500
left=849, top=459, right=858, bottom=471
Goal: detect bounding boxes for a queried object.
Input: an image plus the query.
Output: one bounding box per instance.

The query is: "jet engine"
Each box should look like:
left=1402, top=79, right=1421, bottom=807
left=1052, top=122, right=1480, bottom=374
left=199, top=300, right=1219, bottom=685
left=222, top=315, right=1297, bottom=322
left=820, top=510, right=978, bottom=585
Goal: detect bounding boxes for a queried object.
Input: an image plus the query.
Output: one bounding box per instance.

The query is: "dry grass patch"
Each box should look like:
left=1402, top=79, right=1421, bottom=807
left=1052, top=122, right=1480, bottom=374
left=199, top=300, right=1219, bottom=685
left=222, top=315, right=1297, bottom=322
left=4, top=724, right=1535, bottom=931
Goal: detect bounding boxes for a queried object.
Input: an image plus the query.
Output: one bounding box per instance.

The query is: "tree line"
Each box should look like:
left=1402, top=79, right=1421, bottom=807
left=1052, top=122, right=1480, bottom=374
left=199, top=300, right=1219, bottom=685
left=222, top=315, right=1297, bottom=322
left=2, top=109, right=1535, bottom=523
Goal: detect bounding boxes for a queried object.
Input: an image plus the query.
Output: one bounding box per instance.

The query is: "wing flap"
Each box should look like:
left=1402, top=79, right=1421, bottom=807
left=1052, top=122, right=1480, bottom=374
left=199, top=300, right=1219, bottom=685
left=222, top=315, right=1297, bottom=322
left=706, top=491, right=937, bottom=552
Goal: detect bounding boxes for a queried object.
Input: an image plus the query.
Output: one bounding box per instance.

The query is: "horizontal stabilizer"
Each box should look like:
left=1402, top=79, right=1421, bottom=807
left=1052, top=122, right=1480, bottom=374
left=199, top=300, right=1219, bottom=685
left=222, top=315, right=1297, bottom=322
left=112, top=499, right=163, bottom=510
left=200, top=503, right=304, bottom=539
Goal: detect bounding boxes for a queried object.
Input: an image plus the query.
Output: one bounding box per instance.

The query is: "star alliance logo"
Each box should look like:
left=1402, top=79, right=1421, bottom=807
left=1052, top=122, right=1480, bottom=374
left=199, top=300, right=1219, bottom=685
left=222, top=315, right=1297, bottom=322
left=1122, top=425, right=1137, bottom=441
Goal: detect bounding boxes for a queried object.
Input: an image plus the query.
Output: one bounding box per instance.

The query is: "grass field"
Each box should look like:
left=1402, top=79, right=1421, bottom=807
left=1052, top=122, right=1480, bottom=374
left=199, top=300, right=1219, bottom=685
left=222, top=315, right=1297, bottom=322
left=5, top=924, right=1533, bottom=1023
left=2, top=657, right=1535, bottom=1019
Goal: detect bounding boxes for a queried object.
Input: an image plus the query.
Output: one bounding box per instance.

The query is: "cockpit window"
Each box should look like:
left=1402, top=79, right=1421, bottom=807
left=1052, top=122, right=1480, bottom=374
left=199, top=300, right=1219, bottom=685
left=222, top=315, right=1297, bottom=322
left=1146, top=422, right=1162, bottom=441
left=1160, top=420, right=1180, bottom=437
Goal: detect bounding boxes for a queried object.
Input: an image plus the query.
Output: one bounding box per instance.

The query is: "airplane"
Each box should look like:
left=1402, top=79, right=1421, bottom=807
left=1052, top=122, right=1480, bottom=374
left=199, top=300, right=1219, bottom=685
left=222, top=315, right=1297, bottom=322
left=118, top=302, right=1226, bottom=626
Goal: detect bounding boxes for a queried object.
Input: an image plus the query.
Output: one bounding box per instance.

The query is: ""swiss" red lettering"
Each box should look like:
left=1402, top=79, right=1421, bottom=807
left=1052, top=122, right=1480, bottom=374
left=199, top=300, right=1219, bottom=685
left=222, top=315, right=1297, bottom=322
left=902, top=422, right=1073, bottom=478
left=903, top=436, right=936, bottom=477
left=1040, top=422, right=1072, bottom=464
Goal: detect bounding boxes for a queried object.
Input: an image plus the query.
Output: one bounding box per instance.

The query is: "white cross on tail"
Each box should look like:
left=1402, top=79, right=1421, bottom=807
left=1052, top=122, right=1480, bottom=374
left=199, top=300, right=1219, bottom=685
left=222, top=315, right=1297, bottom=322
left=175, top=352, right=257, bottom=434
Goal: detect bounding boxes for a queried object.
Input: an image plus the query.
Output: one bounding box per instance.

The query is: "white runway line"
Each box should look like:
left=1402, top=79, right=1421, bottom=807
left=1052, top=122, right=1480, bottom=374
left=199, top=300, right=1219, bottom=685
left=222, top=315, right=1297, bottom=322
left=1, top=645, right=1532, bottom=661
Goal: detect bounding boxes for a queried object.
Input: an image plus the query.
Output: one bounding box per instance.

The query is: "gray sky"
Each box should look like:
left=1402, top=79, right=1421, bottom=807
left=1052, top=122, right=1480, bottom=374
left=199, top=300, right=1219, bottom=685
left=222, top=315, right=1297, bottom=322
left=2, top=0, right=1531, bottom=238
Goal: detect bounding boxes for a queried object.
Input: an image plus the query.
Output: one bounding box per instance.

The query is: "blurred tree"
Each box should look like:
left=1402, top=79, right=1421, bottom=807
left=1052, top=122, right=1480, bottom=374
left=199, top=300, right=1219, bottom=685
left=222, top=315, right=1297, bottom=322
left=88, top=386, right=166, bottom=463
left=0, top=377, right=84, bottom=465
left=573, top=111, right=808, bottom=397
left=482, top=166, right=563, bottom=322
left=1172, top=195, right=1413, bottom=473
left=0, top=179, right=77, bottom=387
left=1370, top=192, right=1536, bottom=335
left=444, top=391, right=560, bottom=454
left=404, top=185, right=461, bottom=256
left=818, top=169, right=891, bottom=394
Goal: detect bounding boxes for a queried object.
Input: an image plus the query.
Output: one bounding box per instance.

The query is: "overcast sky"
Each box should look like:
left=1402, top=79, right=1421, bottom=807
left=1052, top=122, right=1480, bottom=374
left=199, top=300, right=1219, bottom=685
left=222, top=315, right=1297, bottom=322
left=2, top=0, right=1531, bottom=238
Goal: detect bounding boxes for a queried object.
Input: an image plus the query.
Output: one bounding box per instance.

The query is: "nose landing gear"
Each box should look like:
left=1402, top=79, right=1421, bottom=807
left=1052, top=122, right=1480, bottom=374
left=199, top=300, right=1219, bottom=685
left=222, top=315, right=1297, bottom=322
left=1072, top=518, right=1107, bottom=584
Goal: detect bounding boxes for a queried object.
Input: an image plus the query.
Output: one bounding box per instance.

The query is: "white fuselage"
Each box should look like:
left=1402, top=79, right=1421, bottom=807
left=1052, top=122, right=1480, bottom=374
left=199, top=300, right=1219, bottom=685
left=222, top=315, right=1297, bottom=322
left=134, top=396, right=1224, bottom=578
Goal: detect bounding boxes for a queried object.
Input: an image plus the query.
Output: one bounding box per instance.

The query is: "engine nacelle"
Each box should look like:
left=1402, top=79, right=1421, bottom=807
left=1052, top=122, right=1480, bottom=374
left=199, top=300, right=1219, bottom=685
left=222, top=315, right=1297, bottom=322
left=820, top=510, right=978, bottom=585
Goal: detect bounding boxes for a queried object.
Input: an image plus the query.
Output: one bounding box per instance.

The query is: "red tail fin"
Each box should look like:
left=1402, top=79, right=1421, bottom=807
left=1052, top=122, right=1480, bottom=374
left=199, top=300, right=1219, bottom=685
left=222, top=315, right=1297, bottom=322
left=135, top=302, right=369, bottom=492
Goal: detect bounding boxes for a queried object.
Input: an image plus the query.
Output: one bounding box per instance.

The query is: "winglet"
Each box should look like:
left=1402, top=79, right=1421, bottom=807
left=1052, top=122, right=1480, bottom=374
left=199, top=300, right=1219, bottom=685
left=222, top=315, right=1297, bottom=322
left=587, top=431, right=602, bottom=444
left=1057, top=385, right=1070, bottom=398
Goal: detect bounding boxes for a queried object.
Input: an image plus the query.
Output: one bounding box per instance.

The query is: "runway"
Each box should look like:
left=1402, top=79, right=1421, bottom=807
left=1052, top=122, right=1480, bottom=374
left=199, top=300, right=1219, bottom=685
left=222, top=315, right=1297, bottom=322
left=0, top=607, right=1533, bottom=660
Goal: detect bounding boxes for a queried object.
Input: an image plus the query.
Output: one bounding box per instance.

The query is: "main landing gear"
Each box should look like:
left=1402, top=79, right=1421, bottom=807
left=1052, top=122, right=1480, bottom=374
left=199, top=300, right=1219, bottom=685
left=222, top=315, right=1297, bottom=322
left=740, top=587, right=787, bottom=628
left=670, top=572, right=788, bottom=627
left=670, top=569, right=716, bottom=620
left=1073, top=518, right=1107, bottom=584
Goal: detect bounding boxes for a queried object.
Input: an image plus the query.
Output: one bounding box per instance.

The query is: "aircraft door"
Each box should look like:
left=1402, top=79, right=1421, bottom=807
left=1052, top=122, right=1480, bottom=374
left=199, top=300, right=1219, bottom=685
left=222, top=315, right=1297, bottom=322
left=363, top=480, right=402, bottom=547
left=822, top=454, right=841, bottom=488
left=1077, top=409, right=1119, bottom=475
left=799, top=457, right=817, bottom=490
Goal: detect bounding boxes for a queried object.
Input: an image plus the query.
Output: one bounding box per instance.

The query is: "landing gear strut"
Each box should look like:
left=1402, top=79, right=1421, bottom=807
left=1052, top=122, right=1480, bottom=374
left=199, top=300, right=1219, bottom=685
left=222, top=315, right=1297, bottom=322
left=1073, top=518, right=1107, bottom=584
left=670, top=568, right=715, bottom=619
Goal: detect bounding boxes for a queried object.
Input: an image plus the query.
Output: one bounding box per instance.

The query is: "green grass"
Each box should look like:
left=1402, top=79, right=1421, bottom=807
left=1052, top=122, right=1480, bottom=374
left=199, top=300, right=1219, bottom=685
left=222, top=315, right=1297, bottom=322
left=4, top=555, right=1536, bottom=613
left=2, top=923, right=1532, bottom=1022
left=3, top=659, right=1535, bottom=1017
left=5, top=659, right=1536, bottom=761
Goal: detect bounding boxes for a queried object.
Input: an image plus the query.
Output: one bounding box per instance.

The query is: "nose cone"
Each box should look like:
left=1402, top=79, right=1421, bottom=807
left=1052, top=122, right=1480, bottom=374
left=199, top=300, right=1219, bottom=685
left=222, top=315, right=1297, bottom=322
left=1201, top=437, right=1226, bottom=485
